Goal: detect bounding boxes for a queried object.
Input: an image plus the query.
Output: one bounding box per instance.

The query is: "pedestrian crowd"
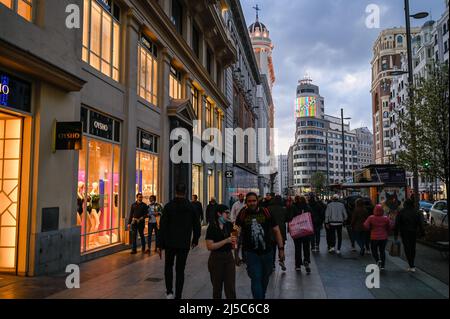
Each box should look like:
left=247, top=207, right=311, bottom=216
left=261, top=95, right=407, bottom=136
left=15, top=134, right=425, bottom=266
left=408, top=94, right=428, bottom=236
left=126, top=185, right=425, bottom=300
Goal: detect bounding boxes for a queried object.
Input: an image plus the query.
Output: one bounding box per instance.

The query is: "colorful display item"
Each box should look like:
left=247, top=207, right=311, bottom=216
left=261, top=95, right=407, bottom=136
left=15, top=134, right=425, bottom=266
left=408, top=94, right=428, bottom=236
left=295, top=96, right=317, bottom=118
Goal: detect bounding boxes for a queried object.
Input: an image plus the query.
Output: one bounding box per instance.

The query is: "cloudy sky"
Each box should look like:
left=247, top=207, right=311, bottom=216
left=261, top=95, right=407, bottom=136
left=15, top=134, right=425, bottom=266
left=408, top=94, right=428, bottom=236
left=241, top=0, right=446, bottom=155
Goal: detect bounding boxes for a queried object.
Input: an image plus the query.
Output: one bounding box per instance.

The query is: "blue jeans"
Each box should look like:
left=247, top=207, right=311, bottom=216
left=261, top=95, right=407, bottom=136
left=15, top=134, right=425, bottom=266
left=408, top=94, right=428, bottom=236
left=147, top=222, right=159, bottom=251
left=246, top=250, right=273, bottom=299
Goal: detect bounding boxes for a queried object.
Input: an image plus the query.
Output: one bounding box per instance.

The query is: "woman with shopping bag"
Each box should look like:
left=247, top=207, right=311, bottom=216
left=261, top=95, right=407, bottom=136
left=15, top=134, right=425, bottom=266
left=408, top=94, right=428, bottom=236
left=288, top=196, right=314, bottom=274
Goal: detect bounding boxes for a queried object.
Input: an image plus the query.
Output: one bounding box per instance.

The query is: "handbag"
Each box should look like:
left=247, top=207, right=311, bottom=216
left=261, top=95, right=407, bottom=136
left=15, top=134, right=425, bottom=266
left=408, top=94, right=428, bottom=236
left=288, top=211, right=314, bottom=239
left=389, top=241, right=401, bottom=257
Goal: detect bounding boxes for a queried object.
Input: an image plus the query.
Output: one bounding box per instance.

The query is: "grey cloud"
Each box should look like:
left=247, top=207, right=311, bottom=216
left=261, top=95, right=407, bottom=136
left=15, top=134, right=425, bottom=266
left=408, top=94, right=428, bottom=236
left=242, top=0, right=445, bottom=153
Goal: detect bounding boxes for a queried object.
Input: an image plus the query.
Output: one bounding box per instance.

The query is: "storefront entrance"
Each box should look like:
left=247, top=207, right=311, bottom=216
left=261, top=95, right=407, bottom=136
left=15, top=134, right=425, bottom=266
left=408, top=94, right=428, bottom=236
left=0, top=112, right=22, bottom=270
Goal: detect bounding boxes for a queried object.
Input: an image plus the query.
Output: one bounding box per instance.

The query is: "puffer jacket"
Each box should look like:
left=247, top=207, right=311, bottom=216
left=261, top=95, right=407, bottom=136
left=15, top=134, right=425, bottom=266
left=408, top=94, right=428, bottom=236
left=364, top=205, right=391, bottom=240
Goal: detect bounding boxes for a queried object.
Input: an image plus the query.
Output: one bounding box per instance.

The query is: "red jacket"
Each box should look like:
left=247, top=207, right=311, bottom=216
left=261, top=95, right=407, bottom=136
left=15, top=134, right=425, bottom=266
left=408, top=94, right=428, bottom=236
left=364, top=205, right=391, bottom=240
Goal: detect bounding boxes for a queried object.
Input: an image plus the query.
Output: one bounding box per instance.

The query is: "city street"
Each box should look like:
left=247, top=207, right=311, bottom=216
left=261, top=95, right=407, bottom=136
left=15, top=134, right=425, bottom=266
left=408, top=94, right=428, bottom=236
left=0, top=229, right=447, bottom=299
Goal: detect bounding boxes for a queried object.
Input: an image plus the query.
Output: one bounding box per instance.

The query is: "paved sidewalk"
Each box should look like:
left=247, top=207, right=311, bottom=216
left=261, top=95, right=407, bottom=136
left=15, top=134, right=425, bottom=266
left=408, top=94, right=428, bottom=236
left=0, top=229, right=448, bottom=299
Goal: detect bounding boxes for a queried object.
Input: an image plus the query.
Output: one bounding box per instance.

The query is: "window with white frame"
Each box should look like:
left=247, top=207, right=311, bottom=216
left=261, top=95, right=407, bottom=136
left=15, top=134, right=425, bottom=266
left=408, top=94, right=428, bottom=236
left=138, top=35, right=158, bottom=106
left=169, top=66, right=182, bottom=99
left=82, top=0, right=120, bottom=81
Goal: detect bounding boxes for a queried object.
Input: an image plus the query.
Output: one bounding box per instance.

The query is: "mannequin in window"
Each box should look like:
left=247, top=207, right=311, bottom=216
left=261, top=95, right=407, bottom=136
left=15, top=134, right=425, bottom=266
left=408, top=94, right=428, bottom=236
left=89, top=181, right=102, bottom=246
left=77, top=181, right=86, bottom=226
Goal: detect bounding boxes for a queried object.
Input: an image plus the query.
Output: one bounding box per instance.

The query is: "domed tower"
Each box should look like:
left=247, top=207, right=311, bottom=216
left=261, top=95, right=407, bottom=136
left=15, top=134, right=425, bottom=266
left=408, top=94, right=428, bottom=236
left=248, top=5, right=275, bottom=89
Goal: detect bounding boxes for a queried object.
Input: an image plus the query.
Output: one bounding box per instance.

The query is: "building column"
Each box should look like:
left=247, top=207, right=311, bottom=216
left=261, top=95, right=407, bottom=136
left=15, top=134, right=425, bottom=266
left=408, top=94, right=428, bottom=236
left=122, top=9, right=142, bottom=221
left=160, top=48, right=173, bottom=203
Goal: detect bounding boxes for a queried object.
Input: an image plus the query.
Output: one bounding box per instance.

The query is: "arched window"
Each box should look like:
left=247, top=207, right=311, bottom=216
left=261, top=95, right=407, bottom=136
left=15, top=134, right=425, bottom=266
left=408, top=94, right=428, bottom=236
left=397, top=36, right=403, bottom=45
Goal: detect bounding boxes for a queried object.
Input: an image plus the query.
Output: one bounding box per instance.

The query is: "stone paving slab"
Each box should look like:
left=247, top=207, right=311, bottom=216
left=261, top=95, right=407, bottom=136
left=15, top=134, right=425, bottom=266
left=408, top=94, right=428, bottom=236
left=1, top=227, right=448, bottom=300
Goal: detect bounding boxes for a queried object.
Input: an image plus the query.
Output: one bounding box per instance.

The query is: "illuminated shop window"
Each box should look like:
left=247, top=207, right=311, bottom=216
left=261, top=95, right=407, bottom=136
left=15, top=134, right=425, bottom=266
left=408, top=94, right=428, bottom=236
left=169, top=67, right=182, bottom=99
left=192, top=165, right=203, bottom=203
left=207, top=169, right=215, bottom=202
left=82, top=0, right=120, bottom=81
left=138, top=36, right=158, bottom=106
left=217, top=171, right=223, bottom=204
left=0, top=113, right=22, bottom=269
left=0, top=0, right=33, bottom=22
left=78, top=107, right=121, bottom=253
left=136, top=129, right=159, bottom=201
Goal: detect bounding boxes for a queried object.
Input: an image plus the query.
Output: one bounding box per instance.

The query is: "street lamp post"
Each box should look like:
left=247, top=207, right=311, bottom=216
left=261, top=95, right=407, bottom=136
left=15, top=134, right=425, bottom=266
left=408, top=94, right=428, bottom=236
left=341, top=108, right=351, bottom=183
left=403, top=0, right=429, bottom=206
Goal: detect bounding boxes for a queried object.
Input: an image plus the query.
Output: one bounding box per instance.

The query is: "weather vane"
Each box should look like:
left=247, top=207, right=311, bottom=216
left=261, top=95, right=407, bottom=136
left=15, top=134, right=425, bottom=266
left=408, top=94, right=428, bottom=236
left=253, top=4, right=261, bottom=21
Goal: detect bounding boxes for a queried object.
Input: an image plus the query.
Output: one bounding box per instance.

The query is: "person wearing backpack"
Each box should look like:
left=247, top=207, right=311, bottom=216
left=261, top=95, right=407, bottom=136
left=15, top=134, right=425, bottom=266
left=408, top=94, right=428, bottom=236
left=394, top=199, right=425, bottom=272
left=364, top=204, right=392, bottom=270
left=288, top=196, right=313, bottom=273
left=235, top=192, right=285, bottom=299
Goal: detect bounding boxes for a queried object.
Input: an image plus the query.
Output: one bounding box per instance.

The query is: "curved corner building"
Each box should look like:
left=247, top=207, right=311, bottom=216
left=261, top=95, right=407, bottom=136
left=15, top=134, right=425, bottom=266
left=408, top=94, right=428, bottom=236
left=290, top=77, right=327, bottom=194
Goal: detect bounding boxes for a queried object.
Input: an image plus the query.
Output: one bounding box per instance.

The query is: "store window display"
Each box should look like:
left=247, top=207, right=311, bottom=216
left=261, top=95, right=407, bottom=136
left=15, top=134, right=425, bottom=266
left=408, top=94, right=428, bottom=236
left=136, top=129, right=159, bottom=202
left=78, top=107, right=121, bottom=253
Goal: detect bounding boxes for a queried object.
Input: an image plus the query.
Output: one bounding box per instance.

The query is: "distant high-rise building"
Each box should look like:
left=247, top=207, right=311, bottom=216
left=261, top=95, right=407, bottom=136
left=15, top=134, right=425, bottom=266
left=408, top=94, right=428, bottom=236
left=275, top=155, right=288, bottom=195
left=352, top=127, right=374, bottom=169
left=288, top=78, right=362, bottom=195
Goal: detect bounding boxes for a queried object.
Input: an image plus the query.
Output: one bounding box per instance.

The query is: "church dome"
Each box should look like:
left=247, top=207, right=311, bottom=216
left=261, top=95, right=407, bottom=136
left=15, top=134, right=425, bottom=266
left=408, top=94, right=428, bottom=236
left=249, top=21, right=268, bottom=34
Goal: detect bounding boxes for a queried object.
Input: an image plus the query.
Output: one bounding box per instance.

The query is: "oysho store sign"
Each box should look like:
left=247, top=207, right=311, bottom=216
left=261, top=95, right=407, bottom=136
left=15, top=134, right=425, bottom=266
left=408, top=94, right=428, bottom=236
left=0, top=71, right=31, bottom=113
left=53, top=121, right=83, bottom=152
left=138, top=129, right=158, bottom=153
left=89, top=111, right=113, bottom=140
left=81, top=106, right=121, bottom=142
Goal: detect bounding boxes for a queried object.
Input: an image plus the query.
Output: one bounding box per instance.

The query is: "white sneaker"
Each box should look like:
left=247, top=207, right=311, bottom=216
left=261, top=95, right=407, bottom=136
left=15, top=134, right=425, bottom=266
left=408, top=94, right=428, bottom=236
left=328, top=247, right=335, bottom=253
left=336, top=250, right=341, bottom=255
left=406, top=268, right=411, bottom=272
left=410, top=267, right=416, bottom=273
left=166, top=293, right=174, bottom=299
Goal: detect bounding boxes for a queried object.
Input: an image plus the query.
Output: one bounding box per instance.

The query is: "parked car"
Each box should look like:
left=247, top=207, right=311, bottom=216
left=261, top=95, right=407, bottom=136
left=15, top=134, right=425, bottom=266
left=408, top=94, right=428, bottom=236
left=419, top=200, right=434, bottom=222
left=429, top=200, right=448, bottom=228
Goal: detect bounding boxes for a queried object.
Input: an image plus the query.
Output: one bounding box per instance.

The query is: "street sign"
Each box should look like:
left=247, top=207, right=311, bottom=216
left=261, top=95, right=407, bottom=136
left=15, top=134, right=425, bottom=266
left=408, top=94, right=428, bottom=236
left=225, top=171, right=234, bottom=178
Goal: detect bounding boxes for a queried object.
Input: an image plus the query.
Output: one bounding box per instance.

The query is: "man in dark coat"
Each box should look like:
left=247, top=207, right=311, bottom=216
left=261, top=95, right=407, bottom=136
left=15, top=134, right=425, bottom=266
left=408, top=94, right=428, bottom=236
left=157, top=183, right=201, bottom=299
left=268, top=195, right=288, bottom=270
left=309, top=194, right=326, bottom=252
left=191, top=194, right=204, bottom=225
left=206, top=198, right=218, bottom=225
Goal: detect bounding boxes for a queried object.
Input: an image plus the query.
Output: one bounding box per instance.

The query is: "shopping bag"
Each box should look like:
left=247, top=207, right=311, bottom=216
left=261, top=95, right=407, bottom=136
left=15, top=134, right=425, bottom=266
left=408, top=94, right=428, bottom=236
left=389, top=241, right=401, bottom=257
left=288, top=212, right=314, bottom=239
